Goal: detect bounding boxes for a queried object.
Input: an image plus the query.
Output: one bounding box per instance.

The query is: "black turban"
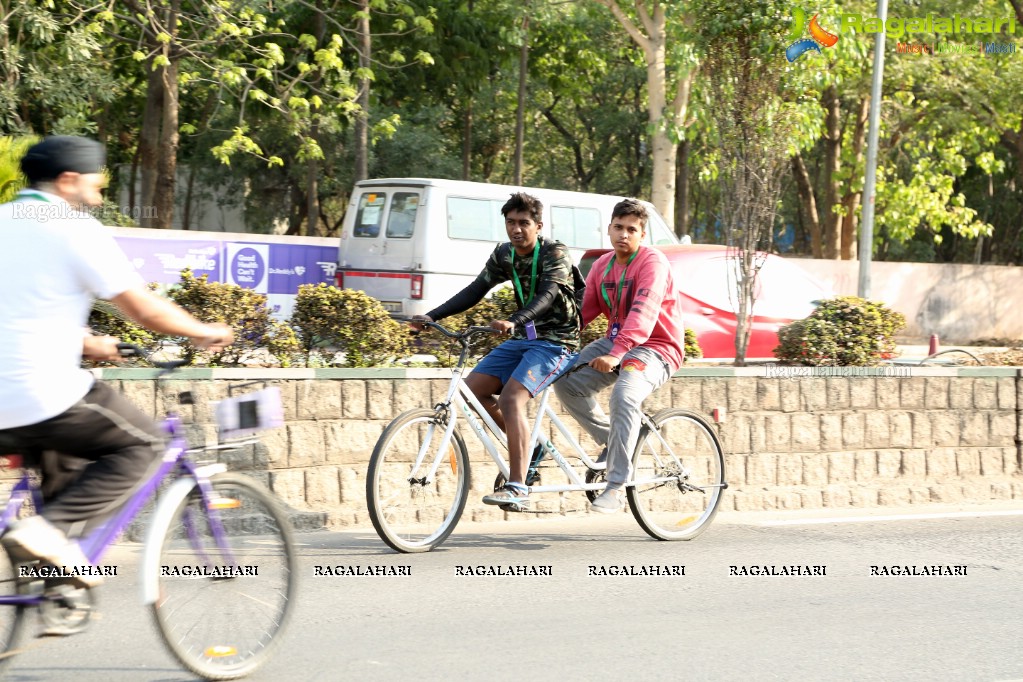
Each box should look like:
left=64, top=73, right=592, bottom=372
left=20, top=136, right=106, bottom=183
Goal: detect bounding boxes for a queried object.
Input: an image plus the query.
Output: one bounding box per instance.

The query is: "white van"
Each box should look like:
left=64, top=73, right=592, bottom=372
left=334, top=178, right=679, bottom=316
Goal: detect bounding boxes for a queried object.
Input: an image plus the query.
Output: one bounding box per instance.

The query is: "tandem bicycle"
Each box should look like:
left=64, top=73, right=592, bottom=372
left=0, top=344, right=297, bottom=680
left=366, top=321, right=727, bottom=553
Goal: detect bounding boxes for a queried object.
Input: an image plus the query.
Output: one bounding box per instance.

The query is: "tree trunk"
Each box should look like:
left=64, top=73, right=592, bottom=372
left=513, top=16, right=529, bottom=185
left=138, top=60, right=163, bottom=228
left=675, top=138, right=689, bottom=238
left=645, top=33, right=676, bottom=228
left=154, top=57, right=178, bottom=229
left=791, top=152, right=822, bottom=257
left=840, top=96, right=869, bottom=260
left=354, top=0, right=370, bottom=182
left=822, top=85, right=841, bottom=259
left=461, top=100, right=473, bottom=180
left=307, top=123, right=320, bottom=237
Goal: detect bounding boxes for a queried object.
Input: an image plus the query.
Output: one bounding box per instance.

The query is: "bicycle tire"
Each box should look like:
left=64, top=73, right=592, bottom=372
left=151, top=473, right=297, bottom=680
left=367, top=408, right=471, bottom=553
left=0, top=548, right=27, bottom=676
left=627, top=408, right=726, bottom=541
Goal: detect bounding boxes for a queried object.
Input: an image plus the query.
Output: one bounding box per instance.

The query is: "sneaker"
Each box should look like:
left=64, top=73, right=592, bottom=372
left=589, top=487, right=624, bottom=514
left=482, top=485, right=530, bottom=512
left=1, top=516, right=103, bottom=589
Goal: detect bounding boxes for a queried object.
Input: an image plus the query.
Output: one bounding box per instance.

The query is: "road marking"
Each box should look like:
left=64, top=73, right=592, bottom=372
left=759, top=509, right=1023, bottom=526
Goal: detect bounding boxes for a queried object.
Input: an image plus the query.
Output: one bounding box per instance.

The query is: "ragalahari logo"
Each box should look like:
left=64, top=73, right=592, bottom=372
left=786, top=7, right=839, bottom=62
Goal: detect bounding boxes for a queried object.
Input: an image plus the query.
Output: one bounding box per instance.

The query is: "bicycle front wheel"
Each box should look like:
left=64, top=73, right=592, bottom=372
left=627, top=408, right=726, bottom=541
left=152, top=473, right=296, bottom=680
left=367, top=408, right=471, bottom=553
left=0, top=548, right=27, bottom=676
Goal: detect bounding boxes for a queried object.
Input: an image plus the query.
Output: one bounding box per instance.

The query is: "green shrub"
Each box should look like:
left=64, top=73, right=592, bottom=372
left=774, top=296, right=906, bottom=366
left=684, top=328, right=702, bottom=362
left=86, top=296, right=164, bottom=365
left=0, top=136, right=37, bottom=203
left=290, top=284, right=411, bottom=367
left=168, top=269, right=300, bottom=366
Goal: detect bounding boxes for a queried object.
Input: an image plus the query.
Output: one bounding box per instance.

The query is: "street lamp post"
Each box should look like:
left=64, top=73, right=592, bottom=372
left=857, top=0, right=888, bottom=299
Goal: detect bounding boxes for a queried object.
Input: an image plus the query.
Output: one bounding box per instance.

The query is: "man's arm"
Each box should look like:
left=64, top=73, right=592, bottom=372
left=110, top=287, right=233, bottom=349
left=607, top=252, right=669, bottom=359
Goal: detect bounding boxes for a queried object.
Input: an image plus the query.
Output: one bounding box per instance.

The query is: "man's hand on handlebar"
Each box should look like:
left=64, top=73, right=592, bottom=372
left=589, top=354, right=620, bottom=373
left=408, top=314, right=433, bottom=332
left=490, top=319, right=514, bottom=335
left=82, top=335, right=123, bottom=362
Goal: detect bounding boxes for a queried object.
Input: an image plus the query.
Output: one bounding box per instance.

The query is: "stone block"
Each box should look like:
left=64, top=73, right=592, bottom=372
left=979, top=448, right=1003, bottom=476
left=672, top=378, right=703, bottom=413
left=702, top=380, right=727, bottom=415
left=393, top=379, right=426, bottom=413
left=879, top=487, right=910, bottom=507
left=930, top=412, right=960, bottom=447
left=925, top=448, right=957, bottom=479
left=864, top=412, right=890, bottom=449
left=120, top=380, right=157, bottom=416
left=854, top=451, right=877, bottom=482
left=800, top=379, right=828, bottom=412
left=778, top=492, right=803, bottom=510
left=841, top=413, right=865, bottom=449
left=849, top=379, right=876, bottom=409
left=825, top=379, right=851, bottom=409
left=341, top=380, right=367, bottom=419
left=908, top=487, right=930, bottom=505
left=720, top=417, right=751, bottom=455
left=791, top=414, right=821, bottom=451
left=366, top=380, right=394, bottom=420
left=297, top=381, right=342, bottom=420
left=749, top=415, right=767, bottom=453
left=820, top=414, right=844, bottom=451
left=928, top=484, right=964, bottom=503
left=949, top=381, right=973, bottom=409
left=764, top=415, right=791, bottom=453
left=901, top=450, right=927, bottom=479
left=996, top=378, right=1016, bottom=409
left=322, top=420, right=385, bottom=464
left=973, top=378, right=997, bottom=409
left=924, top=378, right=949, bottom=409
left=876, top=378, right=901, bottom=409
left=756, top=378, right=781, bottom=411
left=956, top=448, right=980, bottom=477
left=991, top=482, right=1012, bottom=500
left=645, top=383, right=672, bottom=412
left=288, top=422, right=326, bottom=468
left=960, top=482, right=991, bottom=502
left=958, top=412, right=987, bottom=447
left=801, top=453, right=829, bottom=485
left=727, top=378, right=757, bottom=412
left=822, top=485, right=851, bottom=507
left=746, top=453, right=777, bottom=485
left=270, top=469, right=306, bottom=508
left=990, top=413, right=1016, bottom=441
left=911, top=413, right=932, bottom=448
left=732, top=490, right=765, bottom=512
left=776, top=454, right=803, bottom=486
left=260, top=427, right=289, bottom=469
left=849, top=487, right=878, bottom=507
left=899, top=378, right=926, bottom=409
left=877, top=450, right=902, bottom=480
left=800, top=490, right=824, bottom=509
left=889, top=411, right=913, bottom=448
left=828, top=451, right=855, bottom=483
left=305, top=466, right=341, bottom=507
left=779, top=381, right=801, bottom=413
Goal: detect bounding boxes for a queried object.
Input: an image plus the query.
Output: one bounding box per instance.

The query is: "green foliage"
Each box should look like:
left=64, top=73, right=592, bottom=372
left=166, top=270, right=300, bottom=367
left=0, top=136, right=37, bottom=203
left=290, top=283, right=412, bottom=367
left=774, top=296, right=906, bottom=366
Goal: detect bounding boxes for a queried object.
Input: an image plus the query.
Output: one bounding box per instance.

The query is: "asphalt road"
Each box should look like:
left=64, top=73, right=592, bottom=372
left=4, top=509, right=1022, bottom=682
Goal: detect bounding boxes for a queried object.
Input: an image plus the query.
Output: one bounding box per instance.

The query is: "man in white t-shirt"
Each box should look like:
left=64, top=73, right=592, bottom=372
left=0, top=136, right=233, bottom=587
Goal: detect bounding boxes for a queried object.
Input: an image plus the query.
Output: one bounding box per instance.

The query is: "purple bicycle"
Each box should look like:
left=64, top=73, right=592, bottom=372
left=0, top=344, right=296, bottom=679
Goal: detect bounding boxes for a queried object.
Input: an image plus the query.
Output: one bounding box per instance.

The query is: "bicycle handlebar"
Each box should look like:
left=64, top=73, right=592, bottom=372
left=395, top=317, right=501, bottom=342
left=116, top=342, right=190, bottom=372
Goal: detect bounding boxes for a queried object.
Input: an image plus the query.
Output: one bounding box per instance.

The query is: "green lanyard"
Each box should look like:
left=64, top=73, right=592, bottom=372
left=601, top=249, right=639, bottom=320
left=510, top=239, right=540, bottom=307
left=16, top=191, right=50, bottom=203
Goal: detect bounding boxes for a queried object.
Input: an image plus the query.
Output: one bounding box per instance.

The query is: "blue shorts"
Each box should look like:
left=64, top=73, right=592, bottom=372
left=472, top=339, right=576, bottom=397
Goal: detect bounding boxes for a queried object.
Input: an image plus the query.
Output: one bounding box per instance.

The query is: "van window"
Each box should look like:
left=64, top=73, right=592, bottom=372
left=551, top=205, right=603, bottom=249
left=386, top=192, right=419, bottom=239
left=646, top=211, right=678, bottom=245
left=448, top=197, right=507, bottom=241
left=354, top=192, right=386, bottom=238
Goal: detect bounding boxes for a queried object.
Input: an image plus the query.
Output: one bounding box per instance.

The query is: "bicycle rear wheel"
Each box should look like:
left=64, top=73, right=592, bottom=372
left=152, top=473, right=296, bottom=680
left=367, top=408, right=471, bottom=553
left=627, top=408, right=726, bottom=541
left=0, top=548, right=27, bottom=675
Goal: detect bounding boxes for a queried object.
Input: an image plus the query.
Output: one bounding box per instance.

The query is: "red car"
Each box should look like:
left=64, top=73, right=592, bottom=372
left=579, top=245, right=831, bottom=359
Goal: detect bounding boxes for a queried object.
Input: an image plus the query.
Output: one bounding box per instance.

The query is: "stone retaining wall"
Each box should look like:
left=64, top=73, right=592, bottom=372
left=89, top=366, right=1023, bottom=529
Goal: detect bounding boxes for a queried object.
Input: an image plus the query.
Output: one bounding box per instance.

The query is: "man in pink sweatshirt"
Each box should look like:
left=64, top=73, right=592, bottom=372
left=554, top=198, right=685, bottom=513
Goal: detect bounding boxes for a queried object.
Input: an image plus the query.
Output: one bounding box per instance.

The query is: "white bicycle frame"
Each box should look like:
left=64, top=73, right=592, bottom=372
left=418, top=361, right=690, bottom=493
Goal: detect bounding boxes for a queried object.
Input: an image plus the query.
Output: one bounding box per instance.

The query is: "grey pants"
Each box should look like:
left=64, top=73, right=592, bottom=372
left=553, top=338, right=671, bottom=488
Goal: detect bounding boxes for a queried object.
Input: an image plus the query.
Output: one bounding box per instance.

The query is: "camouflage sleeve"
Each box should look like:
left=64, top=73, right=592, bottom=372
left=538, top=240, right=572, bottom=286
left=481, top=244, right=511, bottom=287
